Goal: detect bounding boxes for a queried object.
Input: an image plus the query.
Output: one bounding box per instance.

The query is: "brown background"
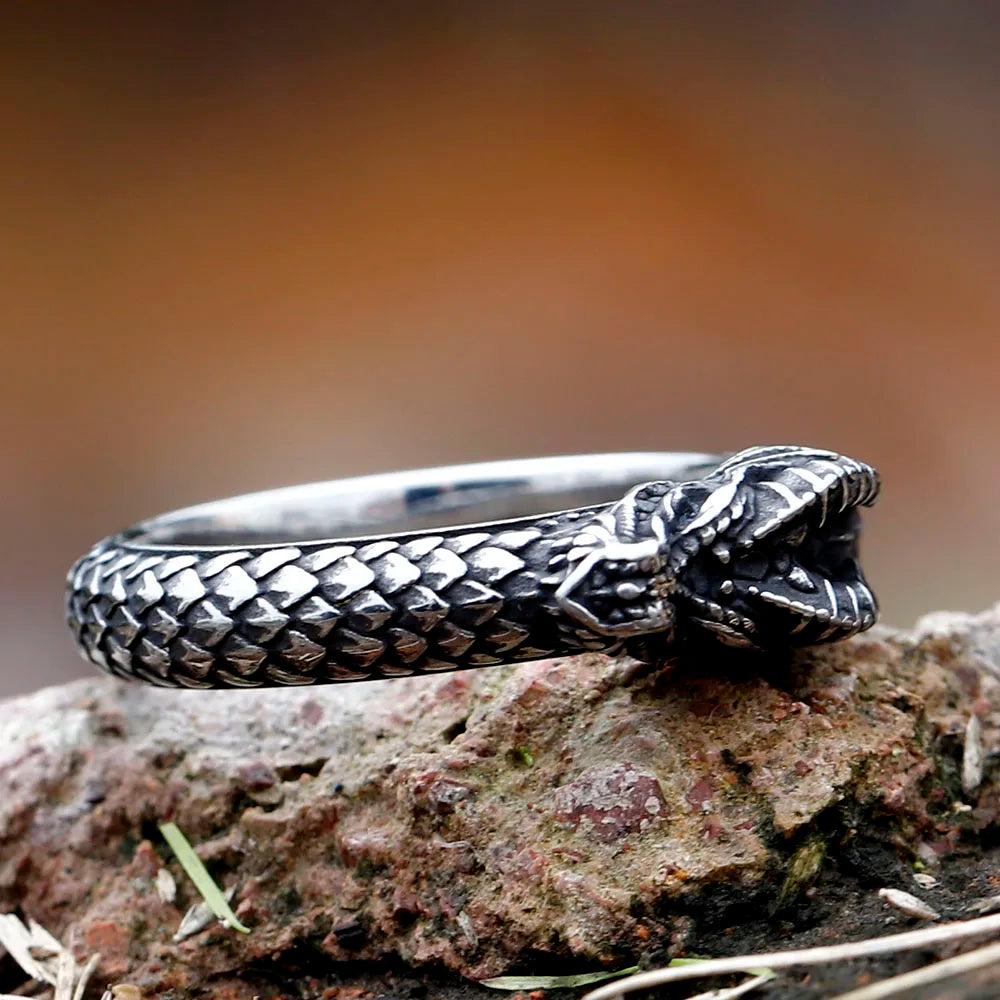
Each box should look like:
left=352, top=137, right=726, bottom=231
left=3, top=4, right=999, bottom=696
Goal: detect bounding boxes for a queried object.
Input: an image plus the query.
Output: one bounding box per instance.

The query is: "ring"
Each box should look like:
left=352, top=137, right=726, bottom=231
left=66, top=445, right=880, bottom=689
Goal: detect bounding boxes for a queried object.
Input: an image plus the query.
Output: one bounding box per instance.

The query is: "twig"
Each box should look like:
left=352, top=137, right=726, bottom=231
left=0, top=913, right=100, bottom=1000
left=72, top=953, right=102, bottom=1000
left=686, top=970, right=774, bottom=999
left=583, top=912, right=1000, bottom=1000
left=55, top=950, right=75, bottom=1000
left=831, top=938, right=1000, bottom=1000
left=0, top=913, right=61, bottom=984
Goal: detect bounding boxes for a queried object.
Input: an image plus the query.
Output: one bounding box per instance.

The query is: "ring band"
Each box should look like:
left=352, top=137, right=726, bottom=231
left=66, top=446, right=880, bottom=689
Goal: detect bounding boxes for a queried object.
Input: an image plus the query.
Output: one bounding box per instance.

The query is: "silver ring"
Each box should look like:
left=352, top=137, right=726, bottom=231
left=66, top=445, right=880, bottom=688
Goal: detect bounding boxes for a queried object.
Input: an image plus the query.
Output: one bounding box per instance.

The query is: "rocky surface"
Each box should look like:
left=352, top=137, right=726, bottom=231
left=3, top=605, right=1000, bottom=998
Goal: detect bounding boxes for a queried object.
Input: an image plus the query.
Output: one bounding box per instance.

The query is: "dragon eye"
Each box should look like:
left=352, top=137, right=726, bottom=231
left=784, top=524, right=808, bottom=547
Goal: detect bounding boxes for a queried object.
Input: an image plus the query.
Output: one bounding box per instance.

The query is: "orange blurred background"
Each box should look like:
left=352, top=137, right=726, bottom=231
left=3, top=4, right=999, bottom=695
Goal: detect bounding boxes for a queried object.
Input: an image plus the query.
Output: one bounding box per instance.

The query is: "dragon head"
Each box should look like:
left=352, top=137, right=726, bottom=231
left=555, top=445, right=880, bottom=651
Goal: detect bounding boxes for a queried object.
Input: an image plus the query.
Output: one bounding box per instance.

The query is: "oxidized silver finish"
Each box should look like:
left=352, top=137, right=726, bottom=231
left=66, top=446, right=880, bottom=688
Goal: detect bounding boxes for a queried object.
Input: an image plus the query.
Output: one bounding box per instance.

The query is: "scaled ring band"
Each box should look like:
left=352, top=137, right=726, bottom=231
left=66, top=445, right=880, bottom=689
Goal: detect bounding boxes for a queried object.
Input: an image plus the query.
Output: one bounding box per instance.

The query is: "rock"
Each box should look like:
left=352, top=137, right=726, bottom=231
left=3, top=605, right=1000, bottom=995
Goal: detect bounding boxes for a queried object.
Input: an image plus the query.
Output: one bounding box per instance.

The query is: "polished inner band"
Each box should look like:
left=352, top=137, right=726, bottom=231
left=128, top=452, right=721, bottom=549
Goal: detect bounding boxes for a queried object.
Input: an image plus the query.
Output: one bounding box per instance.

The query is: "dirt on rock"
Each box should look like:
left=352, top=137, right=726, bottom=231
left=4, top=605, right=1000, bottom=998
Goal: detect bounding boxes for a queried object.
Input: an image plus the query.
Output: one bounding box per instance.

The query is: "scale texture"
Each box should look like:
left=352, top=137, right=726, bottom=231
left=66, top=513, right=596, bottom=687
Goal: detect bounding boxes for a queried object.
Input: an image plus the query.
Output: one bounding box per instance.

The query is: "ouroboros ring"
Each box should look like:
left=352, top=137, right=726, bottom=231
left=66, top=445, right=880, bottom=689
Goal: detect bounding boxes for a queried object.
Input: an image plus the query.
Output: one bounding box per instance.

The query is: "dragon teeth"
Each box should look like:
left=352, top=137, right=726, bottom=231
left=787, top=566, right=816, bottom=593
left=817, top=488, right=829, bottom=527
left=760, top=590, right=790, bottom=607
left=844, top=583, right=861, bottom=620
left=823, top=579, right=840, bottom=619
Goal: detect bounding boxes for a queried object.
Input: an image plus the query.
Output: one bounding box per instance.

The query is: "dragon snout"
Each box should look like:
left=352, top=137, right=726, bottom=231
left=555, top=538, right=675, bottom=638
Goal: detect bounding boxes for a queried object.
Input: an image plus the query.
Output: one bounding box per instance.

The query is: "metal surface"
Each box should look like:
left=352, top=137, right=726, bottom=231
left=66, top=446, right=880, bottom=688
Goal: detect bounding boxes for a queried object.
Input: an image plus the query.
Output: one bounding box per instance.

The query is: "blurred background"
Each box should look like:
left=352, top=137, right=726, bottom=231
left=3, top=3, right=999, bottom=696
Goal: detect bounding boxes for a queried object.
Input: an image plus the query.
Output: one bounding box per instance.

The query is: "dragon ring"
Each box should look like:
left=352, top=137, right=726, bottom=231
left=66, top=445, right=880, bottom=688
